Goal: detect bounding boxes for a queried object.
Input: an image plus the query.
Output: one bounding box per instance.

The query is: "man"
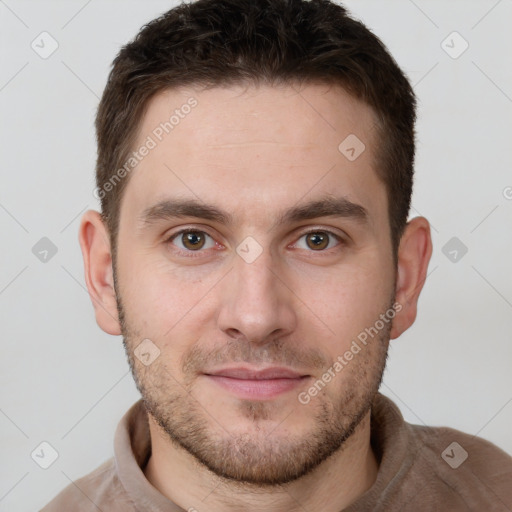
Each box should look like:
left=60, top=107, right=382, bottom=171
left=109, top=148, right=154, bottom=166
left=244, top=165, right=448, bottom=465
left=41, top=0, right=512, bottom=510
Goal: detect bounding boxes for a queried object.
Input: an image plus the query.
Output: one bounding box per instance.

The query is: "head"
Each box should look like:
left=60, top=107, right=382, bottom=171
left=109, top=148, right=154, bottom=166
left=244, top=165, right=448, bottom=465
left=95, top=0, right=417, bottom=264
left=81, top=0, right=431, bottom=486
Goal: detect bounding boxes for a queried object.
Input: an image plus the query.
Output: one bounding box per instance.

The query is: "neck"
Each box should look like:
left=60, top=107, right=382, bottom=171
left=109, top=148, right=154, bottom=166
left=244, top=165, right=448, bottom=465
left=144, top=411, right=378, bottom=512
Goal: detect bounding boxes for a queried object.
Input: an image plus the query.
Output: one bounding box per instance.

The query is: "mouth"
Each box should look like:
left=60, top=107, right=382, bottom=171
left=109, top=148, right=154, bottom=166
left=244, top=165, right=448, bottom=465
left=203, top=366, right=311, bottom=400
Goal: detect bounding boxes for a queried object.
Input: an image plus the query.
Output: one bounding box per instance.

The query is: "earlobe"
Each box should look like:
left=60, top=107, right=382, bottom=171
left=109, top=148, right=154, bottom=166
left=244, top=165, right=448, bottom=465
left=390, top=216, right=433, bottom=340
left=78, top=210, right=122, bottom=335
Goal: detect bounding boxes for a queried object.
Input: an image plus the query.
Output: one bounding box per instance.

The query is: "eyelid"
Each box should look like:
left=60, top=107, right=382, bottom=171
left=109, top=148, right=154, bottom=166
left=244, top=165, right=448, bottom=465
left=295, top=225, right=346, bottom=240
left=164, top=225, right=217, bottom=242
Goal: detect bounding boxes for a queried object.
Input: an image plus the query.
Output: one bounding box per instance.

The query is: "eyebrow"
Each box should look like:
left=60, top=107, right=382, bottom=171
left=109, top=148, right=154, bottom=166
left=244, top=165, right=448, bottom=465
left=138, top=195, right=369, bottom=232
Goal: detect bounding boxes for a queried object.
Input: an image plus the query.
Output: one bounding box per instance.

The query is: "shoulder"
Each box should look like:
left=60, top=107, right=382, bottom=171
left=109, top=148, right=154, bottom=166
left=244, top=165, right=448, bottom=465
left=408, top=423, right=512, bottom=509
left=39, top=457, right=136, bottom=512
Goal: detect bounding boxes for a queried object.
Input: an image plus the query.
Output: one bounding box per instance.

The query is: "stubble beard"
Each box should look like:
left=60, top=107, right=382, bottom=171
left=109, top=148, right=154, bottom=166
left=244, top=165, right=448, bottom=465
left=114, top=281, right=392, bottom=487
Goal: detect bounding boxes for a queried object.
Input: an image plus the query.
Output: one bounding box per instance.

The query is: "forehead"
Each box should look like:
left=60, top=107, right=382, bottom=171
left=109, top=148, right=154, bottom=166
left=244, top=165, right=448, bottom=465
left=120, top=83, right=385, bottom=228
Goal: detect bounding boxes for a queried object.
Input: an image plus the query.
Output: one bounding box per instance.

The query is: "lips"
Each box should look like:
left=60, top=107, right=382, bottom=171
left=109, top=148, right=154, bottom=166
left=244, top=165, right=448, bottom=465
left=205, top=367, right=306, bottom=380
left=203, top=366, right=310, bottom=400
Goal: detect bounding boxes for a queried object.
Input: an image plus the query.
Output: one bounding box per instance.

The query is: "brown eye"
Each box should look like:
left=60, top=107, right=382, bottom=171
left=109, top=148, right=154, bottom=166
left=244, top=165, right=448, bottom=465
left=181, top=231, right=206, bottom=250
left=294, top=230, right=342, bottom=252
left=305, top=232, right=330, bottom=250
left=169, top=230, right=216, bottom=253
left=166, top=228, right=218, bottom=257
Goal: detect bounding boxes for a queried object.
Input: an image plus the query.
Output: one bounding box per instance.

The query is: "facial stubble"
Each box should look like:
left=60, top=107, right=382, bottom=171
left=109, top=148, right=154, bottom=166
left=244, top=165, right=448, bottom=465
left=113, top=265, right=392, bottom=487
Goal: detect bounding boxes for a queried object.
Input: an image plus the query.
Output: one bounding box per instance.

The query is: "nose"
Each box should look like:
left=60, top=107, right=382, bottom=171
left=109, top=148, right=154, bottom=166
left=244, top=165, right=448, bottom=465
left=216, top=248, right=298, bottom=346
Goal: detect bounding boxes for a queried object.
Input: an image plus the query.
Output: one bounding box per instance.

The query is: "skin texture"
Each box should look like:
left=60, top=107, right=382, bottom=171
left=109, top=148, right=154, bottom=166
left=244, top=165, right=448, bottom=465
left=79, top=83, right=432, bottom=512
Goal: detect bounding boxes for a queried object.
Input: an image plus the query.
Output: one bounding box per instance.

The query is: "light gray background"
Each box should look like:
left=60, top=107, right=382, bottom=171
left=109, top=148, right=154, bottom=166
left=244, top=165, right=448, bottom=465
left=1, top=1, right=511, bottom=511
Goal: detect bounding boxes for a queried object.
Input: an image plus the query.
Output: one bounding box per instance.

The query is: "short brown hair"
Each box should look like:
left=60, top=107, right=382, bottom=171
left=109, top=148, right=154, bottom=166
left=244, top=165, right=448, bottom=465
left=95, top=0, right=416, bottom=263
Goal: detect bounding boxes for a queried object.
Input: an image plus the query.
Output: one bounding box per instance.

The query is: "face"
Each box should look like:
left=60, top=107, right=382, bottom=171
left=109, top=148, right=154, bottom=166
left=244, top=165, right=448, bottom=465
left=113, top=83, right=397, bottom=485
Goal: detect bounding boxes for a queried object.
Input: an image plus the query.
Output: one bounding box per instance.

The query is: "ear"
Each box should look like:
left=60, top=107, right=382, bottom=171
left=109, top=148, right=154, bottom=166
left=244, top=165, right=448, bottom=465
left=78, top=210, right=122, bottom=335
left=390, top=216, right=432, bottom=340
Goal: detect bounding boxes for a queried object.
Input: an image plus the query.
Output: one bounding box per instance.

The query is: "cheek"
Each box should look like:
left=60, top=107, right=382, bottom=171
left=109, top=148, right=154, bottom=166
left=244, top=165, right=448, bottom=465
left=117, top=251, right=210, bottom=337
left=291, top=257, right=393, bottom=348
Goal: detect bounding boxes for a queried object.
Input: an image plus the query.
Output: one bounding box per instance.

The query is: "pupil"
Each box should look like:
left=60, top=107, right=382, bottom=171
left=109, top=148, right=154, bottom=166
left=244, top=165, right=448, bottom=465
left=312, top=234, right=323, bottom=245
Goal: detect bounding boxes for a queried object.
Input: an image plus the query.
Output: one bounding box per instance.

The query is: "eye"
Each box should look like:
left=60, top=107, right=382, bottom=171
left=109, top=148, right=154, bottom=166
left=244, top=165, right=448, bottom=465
left=294, top=230, right=342, bottom=251
left=168, top=229, right=216, bottom=252
left=165, top=227, right=344, bottom=257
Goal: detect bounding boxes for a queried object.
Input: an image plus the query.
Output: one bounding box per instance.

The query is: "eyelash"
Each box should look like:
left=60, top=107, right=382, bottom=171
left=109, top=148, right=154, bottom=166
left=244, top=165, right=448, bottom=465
left=165, top=228, right=345, bottom=258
